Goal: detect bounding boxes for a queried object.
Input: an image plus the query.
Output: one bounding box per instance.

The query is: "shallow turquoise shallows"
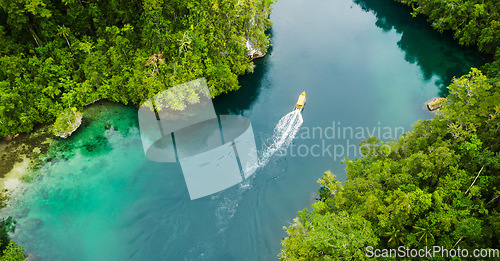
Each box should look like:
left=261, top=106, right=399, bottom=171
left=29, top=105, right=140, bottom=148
left=5, top=0, right=482, bottom=260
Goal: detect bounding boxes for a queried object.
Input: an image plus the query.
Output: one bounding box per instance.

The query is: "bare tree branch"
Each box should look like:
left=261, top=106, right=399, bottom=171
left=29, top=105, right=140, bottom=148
left=465, top=165, right=484, bottom=195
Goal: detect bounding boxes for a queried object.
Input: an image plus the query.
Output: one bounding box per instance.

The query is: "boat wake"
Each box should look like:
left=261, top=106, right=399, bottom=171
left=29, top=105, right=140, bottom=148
left=212, top=107, right=304, bottom=235
left=257, top=109, right=303, bottom=167
left=212, top=109, right=303, bottom=233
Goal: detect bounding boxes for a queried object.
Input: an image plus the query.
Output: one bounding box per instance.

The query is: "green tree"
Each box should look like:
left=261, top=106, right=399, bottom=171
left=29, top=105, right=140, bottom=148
left=281, top=69, right=500, bottom=258
left=52, top=107, right=82, bottom=138
left=57, top=25, right=73, bottom=52
left=0, top=242, right=25, bottom=261
left=0, top=218, right=15, bottom=254
left=0, top=0, right=275, bottom=136
left=280, top=206, right=378, bottom=260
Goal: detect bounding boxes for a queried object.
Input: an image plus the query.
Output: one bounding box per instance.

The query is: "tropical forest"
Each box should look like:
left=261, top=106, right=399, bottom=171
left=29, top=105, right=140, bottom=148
left=0, top=0, right=498, bottom=260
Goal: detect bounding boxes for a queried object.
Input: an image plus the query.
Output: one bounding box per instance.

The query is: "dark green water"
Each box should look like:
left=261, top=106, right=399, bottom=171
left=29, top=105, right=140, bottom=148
left=4, top=0, right=482, bottom=260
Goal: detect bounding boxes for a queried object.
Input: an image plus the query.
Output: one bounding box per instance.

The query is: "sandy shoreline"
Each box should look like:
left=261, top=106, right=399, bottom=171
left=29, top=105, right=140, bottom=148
left=0, top=125, right=56, bottom=208
left=1, top=157, right=30, bottom=192
left=0, top=100, right=138, bottom=207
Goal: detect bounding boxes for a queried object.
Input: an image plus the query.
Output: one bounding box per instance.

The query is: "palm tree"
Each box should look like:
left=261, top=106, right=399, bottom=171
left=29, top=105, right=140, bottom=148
left=383, top=227, right=406, bottom=247
left=57, top=25, right=73, bottom=53
left=413, top=223, right=440, bottom=245
left=178, top=31, right=192, bottom=54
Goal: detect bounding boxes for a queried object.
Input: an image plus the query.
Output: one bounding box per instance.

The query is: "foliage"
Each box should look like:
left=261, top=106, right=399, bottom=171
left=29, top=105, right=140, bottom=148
left=0, top=218, right=15, bottom=254
left=52, top=107, right=82, bottom=138
left=0, top=0, right=275, bottom=136
left=281, top=1, right=500, bottom=258
left=280, top=185, right=378, bottom=260
left=396, top=0, right=500, bottom=54
left=280, top=69, right=500, bottom=259
left=0, top=0, right=276, bottom=257
left=396, top=0, right=500, bottom=89
left=0, top=242, right=25, bottom=261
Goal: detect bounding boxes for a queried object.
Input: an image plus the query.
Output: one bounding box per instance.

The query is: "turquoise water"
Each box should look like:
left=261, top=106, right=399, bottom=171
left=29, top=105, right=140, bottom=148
left=5, top=0, right=482, bottom=260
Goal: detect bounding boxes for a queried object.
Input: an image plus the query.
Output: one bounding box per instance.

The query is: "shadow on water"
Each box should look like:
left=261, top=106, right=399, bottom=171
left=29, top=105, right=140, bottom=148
left=213, top=29, right=274, bottom=115
left=353, top=0, right=484, bottom=96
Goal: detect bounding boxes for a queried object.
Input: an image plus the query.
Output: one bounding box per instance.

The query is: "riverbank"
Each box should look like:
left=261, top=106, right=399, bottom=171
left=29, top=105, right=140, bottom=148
left=0, top=0, right=488, bottom=258
left=0, top=0, right=274, bottom=138
left=280, top=0, right=500, bottom=258
left=0, top=101, right=140, bottom=209
left=0, top=126, right=54, bottom=204
left=0, top=127, right=52, bottom=178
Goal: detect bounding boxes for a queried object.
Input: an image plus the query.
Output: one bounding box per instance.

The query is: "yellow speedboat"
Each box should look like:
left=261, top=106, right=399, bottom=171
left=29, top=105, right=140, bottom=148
left=296, top=91, right=306, bottom=110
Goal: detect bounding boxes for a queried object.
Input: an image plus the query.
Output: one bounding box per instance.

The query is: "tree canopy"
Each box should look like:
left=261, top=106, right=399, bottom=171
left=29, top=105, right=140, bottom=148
left=281, top=68, right=500, bottom=260
left=396, top=0, right=500, bottom=88
left=0, top=0, right=274, bottom=136
left=281, top=0, right=500, bottom=258
left=397, top=0, right=500, bottom=54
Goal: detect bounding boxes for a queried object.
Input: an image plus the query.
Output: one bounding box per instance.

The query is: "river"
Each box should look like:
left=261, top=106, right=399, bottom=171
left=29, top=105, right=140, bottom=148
left=3, top=0, right=482, bottom=260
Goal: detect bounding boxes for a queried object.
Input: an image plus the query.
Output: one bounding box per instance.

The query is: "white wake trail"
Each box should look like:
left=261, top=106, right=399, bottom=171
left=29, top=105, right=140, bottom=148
left=213, top=109, right=304, bottom=234
left=258, top=109, right=303, bottom=167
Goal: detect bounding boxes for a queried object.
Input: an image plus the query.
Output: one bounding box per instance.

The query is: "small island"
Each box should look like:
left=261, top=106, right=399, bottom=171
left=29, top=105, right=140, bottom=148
left=52, top=108, right=83, bottom=138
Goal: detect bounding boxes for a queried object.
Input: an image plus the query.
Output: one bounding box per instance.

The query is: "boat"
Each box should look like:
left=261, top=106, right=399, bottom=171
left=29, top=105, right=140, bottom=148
left=296, top=91, right=306, bottom=110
